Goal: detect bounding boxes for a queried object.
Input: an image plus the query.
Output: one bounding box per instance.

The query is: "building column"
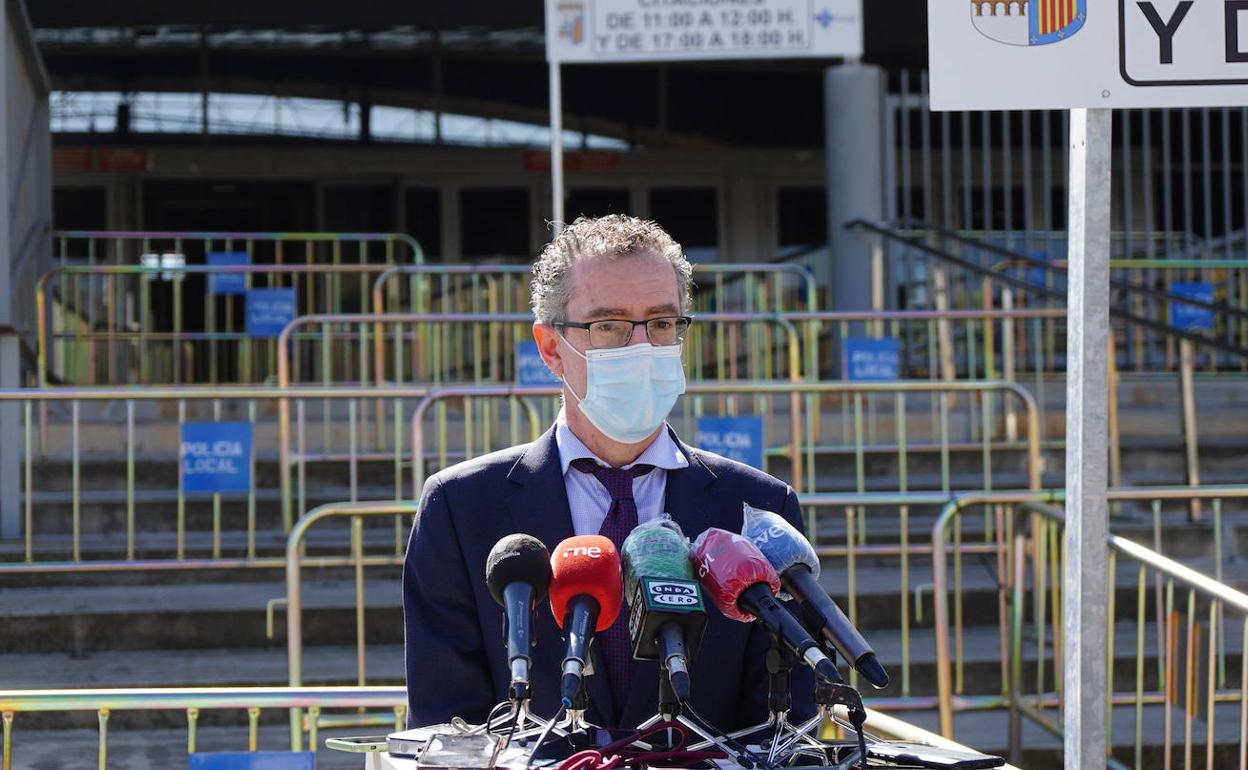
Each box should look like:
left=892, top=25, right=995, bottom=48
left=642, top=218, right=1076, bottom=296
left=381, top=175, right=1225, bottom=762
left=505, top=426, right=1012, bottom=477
left=824, top=63, right=887, bottom=310
left=0, top=0, right=17, bottom=539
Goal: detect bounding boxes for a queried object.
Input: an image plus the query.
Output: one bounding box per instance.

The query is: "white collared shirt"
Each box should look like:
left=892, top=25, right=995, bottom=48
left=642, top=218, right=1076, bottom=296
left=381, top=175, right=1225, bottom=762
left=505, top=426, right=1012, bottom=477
left=554, top=409, right=689, bottom=537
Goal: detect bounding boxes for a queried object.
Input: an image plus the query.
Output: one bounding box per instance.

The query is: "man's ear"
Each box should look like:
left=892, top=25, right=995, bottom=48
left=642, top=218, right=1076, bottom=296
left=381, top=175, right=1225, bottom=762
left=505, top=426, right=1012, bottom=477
left=533, top=322, right=564, bottom=378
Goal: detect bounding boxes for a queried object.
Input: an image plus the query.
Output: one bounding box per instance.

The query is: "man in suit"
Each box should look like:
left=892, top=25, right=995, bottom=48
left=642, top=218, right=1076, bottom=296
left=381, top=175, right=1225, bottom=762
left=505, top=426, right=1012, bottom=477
left=403, top=214, right=815, bottom=730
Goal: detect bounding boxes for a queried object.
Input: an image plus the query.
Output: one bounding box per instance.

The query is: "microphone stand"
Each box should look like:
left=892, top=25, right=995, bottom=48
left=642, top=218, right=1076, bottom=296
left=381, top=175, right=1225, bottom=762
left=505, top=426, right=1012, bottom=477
left=636, top=664, right=761, bottom=763
left=685, top=632, right=827, bottom=765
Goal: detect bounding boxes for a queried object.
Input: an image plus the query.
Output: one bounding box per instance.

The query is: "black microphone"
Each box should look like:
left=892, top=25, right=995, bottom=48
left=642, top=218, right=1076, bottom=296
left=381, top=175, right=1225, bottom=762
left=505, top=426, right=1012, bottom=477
left=621, top=520, right=708, bottom=702
left=485, top=534, right=552, bottom=701
left=742, top=505, right=890, bottom=689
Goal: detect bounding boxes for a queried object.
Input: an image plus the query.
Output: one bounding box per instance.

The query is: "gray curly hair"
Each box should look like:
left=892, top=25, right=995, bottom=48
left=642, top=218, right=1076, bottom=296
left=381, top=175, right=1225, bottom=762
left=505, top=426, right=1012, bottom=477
left=530, top=215, right=693, bottom=324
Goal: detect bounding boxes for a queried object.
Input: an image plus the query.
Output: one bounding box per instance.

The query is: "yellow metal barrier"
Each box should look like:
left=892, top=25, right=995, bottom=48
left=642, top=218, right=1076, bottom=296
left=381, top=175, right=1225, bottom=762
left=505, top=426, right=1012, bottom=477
left=36, top=264, right=396, bottom=387
left=45, top=228, right=424, bottom=386
left=0, top=684, right=1011, bottom=767
left=928, top=485, right=1248, bottom=766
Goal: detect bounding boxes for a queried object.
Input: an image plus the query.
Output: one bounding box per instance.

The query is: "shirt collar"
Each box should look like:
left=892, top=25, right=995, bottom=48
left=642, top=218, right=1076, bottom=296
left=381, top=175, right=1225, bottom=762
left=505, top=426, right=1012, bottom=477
left=555, top=408, right=689, bottom=475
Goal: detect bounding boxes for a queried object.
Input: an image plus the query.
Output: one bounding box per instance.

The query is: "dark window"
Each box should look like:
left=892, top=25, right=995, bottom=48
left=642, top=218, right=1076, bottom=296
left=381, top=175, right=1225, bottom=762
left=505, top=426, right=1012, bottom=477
left=649, top=188, right=717, bottom=260
left=460, top=188, right=530, bottom=260
left=404, top=188, right=442, bottom=260
left=324, top=185, right=395, bottom=232
left=969, top=187, right=1027, bottom=231
left=777, top=188, right=827, bottom=247
left=53, top=187, right=108, bottom=230
left=566, top=188, right=631, bottom=221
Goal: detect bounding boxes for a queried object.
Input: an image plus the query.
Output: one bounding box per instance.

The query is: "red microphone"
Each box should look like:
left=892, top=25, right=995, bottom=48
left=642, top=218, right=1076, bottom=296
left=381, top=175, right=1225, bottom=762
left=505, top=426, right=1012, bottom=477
left=549, top=535, right=623, bottom=701
left=691, top=528, right=841, bottom=684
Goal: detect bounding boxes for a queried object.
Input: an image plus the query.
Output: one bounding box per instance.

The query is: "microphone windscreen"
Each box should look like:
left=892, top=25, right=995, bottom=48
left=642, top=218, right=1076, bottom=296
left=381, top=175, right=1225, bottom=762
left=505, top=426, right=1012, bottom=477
left=740, top=503, right=820, bottom=594
left=690, top=527, right=780, bottom=623
left=549, top=535, right=623, bottom=632
left=485, top=534, right=552, bottom=606
left=621, top=518, right=694, bottom=599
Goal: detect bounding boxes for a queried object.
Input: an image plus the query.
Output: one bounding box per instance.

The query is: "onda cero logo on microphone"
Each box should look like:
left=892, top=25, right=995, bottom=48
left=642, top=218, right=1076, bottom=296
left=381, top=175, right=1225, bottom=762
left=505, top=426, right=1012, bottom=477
left=646, top=579, right=700, bottom=607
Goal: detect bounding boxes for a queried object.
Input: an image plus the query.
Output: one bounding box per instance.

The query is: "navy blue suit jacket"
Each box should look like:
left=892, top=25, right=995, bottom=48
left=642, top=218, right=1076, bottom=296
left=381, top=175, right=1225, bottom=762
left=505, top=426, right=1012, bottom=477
left=403, top=425, right=816, bottom=730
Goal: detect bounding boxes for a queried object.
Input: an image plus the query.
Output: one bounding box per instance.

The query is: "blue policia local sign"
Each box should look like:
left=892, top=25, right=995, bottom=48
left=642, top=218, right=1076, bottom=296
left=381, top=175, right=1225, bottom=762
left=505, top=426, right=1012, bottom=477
left=181, top=422, right=253, bottom=493
left=695, top=416, right=765, bottom=469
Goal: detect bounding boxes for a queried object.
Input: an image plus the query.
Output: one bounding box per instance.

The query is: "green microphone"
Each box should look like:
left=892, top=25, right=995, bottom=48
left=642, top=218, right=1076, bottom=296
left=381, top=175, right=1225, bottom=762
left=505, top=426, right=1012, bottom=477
left=620, top=518, right=707, bottom=702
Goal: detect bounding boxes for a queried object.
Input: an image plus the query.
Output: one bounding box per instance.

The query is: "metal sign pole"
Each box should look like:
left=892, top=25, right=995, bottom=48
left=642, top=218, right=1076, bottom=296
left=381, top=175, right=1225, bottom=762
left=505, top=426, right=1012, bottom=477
left=548, top=58, right=565, bottom=234
left=1062, top=106, right=1111, bottom=770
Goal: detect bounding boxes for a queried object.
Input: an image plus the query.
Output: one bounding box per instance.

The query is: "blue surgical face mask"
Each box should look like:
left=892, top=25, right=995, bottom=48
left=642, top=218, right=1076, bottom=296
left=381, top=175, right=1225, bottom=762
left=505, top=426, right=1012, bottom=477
left=561, top=340, right=687, bottom=444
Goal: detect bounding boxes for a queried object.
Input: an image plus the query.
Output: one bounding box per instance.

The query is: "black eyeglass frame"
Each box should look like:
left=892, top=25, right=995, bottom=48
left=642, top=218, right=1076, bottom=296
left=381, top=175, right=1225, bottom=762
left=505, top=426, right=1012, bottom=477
left=551, top=315, right=693, bottom=348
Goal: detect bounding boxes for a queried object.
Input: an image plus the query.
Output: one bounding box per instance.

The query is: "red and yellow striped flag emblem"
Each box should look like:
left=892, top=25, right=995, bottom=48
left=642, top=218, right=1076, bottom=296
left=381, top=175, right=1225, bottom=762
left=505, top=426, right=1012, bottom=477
left=1036, top=0, right=1077, bottom=35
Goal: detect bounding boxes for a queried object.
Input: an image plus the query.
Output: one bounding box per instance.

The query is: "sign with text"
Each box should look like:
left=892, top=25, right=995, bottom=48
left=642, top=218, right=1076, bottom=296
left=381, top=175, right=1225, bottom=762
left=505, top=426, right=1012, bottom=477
left=843, top=337, right=900, bottom=381
left=516, top=341, right=561, bottom=386
left=207, top=252, right=249, bottom=295
left=546, top=0, right=862, bottom=63
left=695, top=416, right=765, bottom=469
left=246, top=288, right=297, bottom=338
left=928, top=0, right=1248, bottom=109
left=1170, top=281, right=1216, bottom=331
left=181, top=422, right=252, bottom=493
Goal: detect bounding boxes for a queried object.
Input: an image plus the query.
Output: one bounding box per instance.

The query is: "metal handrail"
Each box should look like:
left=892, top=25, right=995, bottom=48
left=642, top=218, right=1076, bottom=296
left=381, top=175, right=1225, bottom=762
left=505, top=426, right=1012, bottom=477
left=406, top=380, right=1043, bottom=507
left=0, top=683, right=1014, bottom=768
left=0, top=685, right=406, bottom=712
left=895, top=219, right=1248, bottom=321
left=848, top=219, right=1248, bottom=359
left=368, top=261, right=820, bottom=315
left=928, top=485, right=1248, bottom=738
left=1024, top=501, right=1248, bottom=614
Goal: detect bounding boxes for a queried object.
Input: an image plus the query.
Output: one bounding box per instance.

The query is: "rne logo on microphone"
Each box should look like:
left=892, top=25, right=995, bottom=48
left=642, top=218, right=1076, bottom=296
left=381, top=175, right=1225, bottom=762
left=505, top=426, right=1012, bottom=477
left=562, top=545, right=603, bottom=559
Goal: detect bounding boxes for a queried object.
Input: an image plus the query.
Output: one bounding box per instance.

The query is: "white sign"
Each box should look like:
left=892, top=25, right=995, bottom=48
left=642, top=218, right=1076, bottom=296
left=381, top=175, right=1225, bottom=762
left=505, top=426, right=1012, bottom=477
left=928, top=0, right=1248, bottom=110
left=545, top=0, right=862, bottom=63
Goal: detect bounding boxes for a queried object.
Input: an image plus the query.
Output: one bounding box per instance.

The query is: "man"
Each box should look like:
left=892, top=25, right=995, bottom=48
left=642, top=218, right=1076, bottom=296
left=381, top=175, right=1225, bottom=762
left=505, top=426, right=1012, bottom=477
left=403, top=214, right=814, bottom=730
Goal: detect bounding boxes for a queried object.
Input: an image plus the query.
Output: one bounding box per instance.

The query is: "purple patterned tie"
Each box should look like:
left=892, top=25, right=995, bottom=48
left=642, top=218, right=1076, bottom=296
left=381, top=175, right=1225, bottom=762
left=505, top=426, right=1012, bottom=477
left=570, top=458, right=654, bottom=715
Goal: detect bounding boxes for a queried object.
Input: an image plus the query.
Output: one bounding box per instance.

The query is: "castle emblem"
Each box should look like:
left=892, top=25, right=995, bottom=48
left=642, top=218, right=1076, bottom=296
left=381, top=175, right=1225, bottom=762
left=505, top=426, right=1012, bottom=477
left=971, top=0, right=1085, bottom=46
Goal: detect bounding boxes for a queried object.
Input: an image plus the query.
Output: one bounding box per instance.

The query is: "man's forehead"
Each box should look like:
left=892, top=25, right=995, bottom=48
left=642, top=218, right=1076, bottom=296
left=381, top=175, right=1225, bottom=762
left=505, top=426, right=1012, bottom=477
left=566, top=252, right=678, bottom=310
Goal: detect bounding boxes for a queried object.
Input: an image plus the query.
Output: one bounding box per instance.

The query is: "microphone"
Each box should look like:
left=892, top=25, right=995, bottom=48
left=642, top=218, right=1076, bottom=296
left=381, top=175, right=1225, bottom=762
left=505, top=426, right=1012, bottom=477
left=690, top=527, right=841, bottom=684
left=485, top=534, right=553, bottom=701
left=741, top=505, right=890, bottom=689
left=549, top=535, right=624, bottom=702
left=620, top=519, right=708, bottom=702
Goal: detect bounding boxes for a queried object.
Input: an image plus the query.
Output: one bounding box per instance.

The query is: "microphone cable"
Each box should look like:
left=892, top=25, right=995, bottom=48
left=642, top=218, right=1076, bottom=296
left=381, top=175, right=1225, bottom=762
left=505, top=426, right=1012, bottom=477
left=677, top=701, right=777, bottom=770
left=522, top=698, right=570, bottom=770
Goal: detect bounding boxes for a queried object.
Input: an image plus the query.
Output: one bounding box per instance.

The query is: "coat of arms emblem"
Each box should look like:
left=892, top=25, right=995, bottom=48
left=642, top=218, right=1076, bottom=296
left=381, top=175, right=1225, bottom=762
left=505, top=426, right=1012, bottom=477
left=971, top=0, right=1086, bottom=46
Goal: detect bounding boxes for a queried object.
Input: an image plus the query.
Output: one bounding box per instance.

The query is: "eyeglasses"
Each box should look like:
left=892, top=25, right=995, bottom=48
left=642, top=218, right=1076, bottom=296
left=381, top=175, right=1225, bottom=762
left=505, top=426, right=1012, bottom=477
left=553, top=316, right=692, bottom=349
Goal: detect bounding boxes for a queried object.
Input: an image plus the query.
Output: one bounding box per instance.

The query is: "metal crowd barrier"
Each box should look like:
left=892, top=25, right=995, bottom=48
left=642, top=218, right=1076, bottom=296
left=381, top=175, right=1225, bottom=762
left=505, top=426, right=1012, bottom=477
left=277, top=382, right=1040, bottom=731
left=38, top=257, right=809, bottom=387
left=37, top=264, right=396, bottom=387
left=274, top=310, right=1062, bottom=505
left=927, top=485, right=1248, bottom=767
left=0, top=378, right=1039, bottom=572
left=46, top=230, right=424, bottom=386
left=0, top=684, right=1015, bottom=769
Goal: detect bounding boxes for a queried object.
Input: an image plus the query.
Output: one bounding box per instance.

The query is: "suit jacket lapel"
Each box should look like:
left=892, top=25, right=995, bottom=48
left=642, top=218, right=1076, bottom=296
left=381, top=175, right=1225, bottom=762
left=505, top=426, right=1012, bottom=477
left=505, top=425, right=618, bottom=726
left=618, top=429, right=718, bottom=727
